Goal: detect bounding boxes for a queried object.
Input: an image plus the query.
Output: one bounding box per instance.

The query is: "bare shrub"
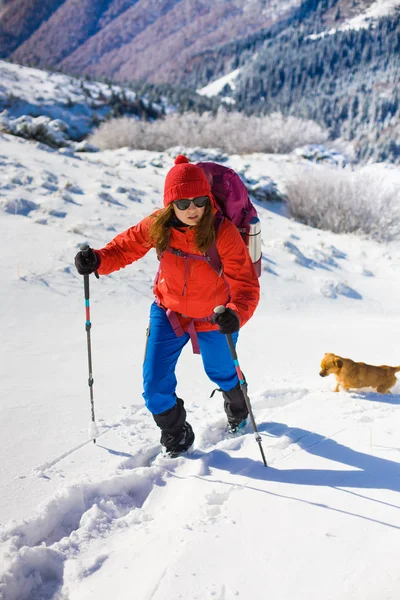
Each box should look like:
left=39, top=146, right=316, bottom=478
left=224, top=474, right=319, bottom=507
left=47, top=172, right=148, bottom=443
left=89, top=110, right=328, bottom=153
left=88, top=117, right=147, bottom=150
left=285, top=165, right=400, bottom=242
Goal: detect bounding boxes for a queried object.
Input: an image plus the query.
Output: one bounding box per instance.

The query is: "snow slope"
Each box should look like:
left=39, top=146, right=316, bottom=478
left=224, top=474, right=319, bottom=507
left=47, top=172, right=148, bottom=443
left=1, top=132, right=400, bottom=599
left=346, top=0, right=400, bottom=26
left=0, top=60, right=163, bottom=140
left=309, top=0, right=400, bottom=39
left=197, top=69, right=240, bottom=100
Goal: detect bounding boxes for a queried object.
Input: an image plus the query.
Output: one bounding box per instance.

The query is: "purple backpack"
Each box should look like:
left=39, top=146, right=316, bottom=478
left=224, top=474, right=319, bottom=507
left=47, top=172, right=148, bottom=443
left=197, top=162, right=261, bottom=277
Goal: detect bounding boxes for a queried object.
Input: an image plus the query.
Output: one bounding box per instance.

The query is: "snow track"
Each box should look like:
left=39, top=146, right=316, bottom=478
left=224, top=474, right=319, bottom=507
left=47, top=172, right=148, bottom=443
left=0, top=388, right=294, bottom=600
left=2, top=385, right=400, bottom=599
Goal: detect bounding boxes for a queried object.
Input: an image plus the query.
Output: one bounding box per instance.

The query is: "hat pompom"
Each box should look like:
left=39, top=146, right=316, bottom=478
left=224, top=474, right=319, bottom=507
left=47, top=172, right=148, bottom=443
left=174, top=154, right=189, bottom=165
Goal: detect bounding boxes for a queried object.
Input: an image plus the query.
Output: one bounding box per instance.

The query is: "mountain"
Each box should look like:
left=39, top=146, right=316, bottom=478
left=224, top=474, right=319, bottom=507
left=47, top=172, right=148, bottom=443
left=232, top=9, right=400, bottom=164
left=193, top=1, right=400, bottom=164
left=2, top=0, right=398, bottom=89
left=1, top=0, right=399, bottom=163
left=0, top=0, right=64, bottom=57
left=2, top=0, right=303, bottom=84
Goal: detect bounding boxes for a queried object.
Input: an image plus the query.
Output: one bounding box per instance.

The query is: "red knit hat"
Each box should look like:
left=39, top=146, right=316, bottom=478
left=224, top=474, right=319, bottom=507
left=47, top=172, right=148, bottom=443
left=163, top=155, right=212, bottom=207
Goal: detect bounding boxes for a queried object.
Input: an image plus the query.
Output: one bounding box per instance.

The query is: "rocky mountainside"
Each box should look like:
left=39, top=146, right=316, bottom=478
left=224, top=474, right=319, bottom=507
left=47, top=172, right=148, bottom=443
left=1, top=0, right=302, bottom=84
left=0, top=0, right=64, bottom=57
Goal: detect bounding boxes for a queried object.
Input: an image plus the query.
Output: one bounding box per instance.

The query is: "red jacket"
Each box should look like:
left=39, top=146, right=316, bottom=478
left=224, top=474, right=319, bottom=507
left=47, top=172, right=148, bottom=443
left=96, top=214, right=260, bottom=331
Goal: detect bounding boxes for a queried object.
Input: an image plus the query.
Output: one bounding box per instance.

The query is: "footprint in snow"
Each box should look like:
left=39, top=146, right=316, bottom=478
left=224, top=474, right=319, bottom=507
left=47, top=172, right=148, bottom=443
left=204, top=489, right=231, bottom=520
left=258, top=387, right=309, bottom=409
left=320, top=280, right=362, bottom=300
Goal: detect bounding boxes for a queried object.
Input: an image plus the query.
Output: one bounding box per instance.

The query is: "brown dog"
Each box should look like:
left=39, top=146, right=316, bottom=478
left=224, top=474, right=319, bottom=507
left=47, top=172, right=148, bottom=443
left=320, top=352, right=400, bottom=394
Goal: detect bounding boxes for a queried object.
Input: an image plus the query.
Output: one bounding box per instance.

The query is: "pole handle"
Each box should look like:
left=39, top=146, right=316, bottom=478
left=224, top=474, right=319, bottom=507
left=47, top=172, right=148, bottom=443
left=80, top=243, right=99, bottom=279
left=213, top=306, right=239, bottom=360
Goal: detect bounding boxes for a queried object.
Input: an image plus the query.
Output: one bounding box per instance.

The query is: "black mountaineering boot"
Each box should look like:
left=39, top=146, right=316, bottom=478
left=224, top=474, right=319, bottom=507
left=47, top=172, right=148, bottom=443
left=223, top=381, right=249, bottom=434
left=153, top=397, right=195, bottom=456
left=160, top=422, right=195, bottom=457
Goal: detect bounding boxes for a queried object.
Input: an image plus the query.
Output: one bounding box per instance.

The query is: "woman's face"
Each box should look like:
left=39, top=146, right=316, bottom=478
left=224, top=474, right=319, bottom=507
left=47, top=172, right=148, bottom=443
left=172, top=197, right=208, bottom=226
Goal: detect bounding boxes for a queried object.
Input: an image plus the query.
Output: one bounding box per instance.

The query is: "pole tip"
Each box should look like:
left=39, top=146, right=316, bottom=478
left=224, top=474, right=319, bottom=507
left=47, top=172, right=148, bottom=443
left=89, top=421, right=99, bottom=441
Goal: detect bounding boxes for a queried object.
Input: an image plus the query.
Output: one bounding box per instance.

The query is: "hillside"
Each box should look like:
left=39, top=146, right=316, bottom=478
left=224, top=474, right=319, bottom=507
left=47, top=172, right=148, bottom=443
left=0, top=0, right=64, bottom=57
left=2, top=0, right=302, bottom=83
left=191, top=2, right=400, bottom=164
left=234, top=11, right=400, bottom=164
left=184, top=0, right=386, bottom=87
left=1, top=0, right=399, bottom=163
left=0, top=59, right=217, bottom=142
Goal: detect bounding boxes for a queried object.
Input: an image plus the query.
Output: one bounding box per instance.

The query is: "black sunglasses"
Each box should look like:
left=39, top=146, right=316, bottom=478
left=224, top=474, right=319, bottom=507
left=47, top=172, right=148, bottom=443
left=173, top=196, right=209, bottom=210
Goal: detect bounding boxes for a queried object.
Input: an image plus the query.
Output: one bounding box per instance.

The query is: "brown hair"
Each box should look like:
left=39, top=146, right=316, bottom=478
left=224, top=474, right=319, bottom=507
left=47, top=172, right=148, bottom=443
left=148, top=200, right=215, bottom=255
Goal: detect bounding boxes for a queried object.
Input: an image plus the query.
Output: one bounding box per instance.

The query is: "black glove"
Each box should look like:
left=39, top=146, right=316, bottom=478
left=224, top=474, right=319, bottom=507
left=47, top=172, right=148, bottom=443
left=213, top=308, right=240, bottom=334
left=75, top=247, right=99, bottom=275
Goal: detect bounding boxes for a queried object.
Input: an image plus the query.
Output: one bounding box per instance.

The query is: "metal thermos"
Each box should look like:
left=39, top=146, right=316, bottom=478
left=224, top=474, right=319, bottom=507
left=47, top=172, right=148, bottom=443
left=247, top=216, right=261, bottom=276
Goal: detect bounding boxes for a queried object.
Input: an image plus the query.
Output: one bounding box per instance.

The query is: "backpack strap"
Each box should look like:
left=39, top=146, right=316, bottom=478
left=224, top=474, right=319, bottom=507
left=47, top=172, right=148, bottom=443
left=161, top=215, right=224, bottom=276
left=164, top=310, right=215, bottom=354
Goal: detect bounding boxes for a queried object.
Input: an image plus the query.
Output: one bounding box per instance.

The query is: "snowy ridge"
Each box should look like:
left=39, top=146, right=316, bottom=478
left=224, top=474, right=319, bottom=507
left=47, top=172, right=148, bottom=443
left=346, top=0, right=400, bottom=27
left=309, top=0, right=400, bottom=39
left=0, top=60, right=163, bottom=140
left=1, top=130, right=400, bottom=598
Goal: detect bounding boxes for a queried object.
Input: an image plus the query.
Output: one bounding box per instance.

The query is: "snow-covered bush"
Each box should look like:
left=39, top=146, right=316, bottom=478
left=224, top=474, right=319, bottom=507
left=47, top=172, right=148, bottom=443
left=285, top=165, right=400, bottom=242
left=292, top=144, right=350, bottom=168
left=247, top=176, right=286, bottom=203
left=0, top=112, right=70, bottom=147
left=166, top=146, right=228, bottom=163
left=89, top=110, right=329, bottom=154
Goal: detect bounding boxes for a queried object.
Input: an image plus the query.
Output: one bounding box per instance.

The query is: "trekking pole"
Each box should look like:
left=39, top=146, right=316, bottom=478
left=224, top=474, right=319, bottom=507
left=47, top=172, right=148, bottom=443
left=214, top=305, right=267, bottom=467
left=81, top=243, right=99, bottom=444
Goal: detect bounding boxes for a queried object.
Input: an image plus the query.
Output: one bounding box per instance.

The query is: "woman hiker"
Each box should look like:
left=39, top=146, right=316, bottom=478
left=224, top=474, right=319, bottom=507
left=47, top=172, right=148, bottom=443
left=75, top=155, right=260, bottom=456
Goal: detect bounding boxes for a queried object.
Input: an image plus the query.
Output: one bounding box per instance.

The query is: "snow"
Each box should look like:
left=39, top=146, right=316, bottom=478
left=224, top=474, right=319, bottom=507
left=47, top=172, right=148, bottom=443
left=309, top=0, right=400, bottom=39
left=346, top=0, right=400, bottom=28
left=197, top=69, right=240, bottom=98
left=1, top=129, right=400, bottom=599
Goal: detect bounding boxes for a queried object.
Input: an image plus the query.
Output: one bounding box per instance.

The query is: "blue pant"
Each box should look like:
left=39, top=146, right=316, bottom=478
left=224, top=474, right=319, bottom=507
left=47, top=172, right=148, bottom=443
left=143, top=302, right=239, bottom=415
